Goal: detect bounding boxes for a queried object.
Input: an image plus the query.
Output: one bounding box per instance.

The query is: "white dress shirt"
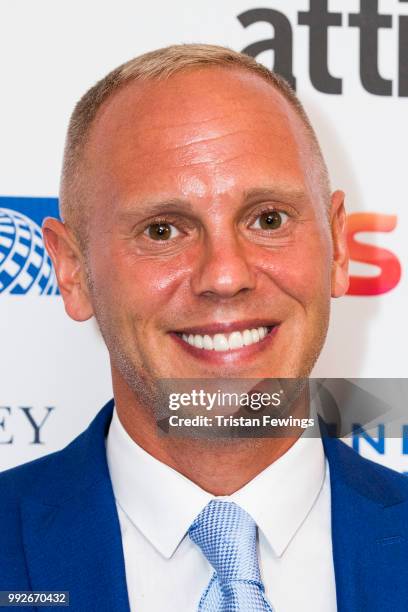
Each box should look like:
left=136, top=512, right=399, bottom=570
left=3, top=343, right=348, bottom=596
left=106, top=408, right=337, bottom=611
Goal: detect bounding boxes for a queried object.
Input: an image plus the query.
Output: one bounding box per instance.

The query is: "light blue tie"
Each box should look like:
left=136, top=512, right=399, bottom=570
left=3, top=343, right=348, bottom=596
left=189, top=500, right=274, bottom=611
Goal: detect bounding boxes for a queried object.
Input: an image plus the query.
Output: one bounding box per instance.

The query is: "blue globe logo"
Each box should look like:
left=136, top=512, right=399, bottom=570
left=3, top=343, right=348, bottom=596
left=0, top=207, right=59, bottom=295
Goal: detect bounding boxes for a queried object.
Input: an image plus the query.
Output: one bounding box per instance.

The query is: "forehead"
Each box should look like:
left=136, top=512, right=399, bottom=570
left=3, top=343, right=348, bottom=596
left=84, top=67, right=314, bottom=203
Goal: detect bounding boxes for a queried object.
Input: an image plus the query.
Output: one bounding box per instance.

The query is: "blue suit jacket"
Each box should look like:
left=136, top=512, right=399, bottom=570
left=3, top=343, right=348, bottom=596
left=1, top=399, right=408, bottom=611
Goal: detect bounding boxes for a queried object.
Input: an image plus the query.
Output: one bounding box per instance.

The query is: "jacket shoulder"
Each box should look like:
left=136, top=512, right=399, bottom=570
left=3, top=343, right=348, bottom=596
left=0, top=445, right=70, bottom=507
left=0, top=447, right=77, bottom=589
left=0, top=400, right=114, bottom=507
left=324, top=435, right=408, bottom=504
left=0, top=401, right=114, bottom=589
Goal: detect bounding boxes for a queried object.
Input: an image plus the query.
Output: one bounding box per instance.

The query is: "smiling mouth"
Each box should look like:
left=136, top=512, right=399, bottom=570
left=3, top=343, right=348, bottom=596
left=174, top=325, right=276, bottom=353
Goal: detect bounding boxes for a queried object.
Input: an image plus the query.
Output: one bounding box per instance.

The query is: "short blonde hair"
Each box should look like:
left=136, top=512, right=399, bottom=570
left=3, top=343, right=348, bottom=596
left=60, top=43, right=330, bottom=244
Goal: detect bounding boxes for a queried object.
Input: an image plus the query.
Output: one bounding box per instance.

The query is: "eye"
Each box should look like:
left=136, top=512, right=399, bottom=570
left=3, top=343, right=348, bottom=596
left=251, top=210, right=289, bottom=231
left=145, top=222, right=180, bottom=241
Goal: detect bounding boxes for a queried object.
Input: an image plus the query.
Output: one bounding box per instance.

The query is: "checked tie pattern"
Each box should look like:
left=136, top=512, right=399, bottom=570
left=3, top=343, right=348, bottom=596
left=189, top=500, right=274, bottom=611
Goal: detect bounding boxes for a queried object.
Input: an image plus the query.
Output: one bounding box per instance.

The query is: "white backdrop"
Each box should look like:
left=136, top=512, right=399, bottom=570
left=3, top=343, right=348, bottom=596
left=0, top=0, right=406, bottom=471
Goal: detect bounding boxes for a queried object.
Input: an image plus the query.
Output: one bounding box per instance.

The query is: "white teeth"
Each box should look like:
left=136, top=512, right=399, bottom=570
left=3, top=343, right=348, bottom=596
left=228, top=331, right=244, bottom=349
left=242, top=329, right=253, bottom=346
left=194, top=334, right=203, bottom=349
left=251, top=328, right=260, bottom=343
left=179, top=326, right=270, bottom=352
left=203, top=335, right=213, bottom=350
left=213, top=334, right=229, bottom=351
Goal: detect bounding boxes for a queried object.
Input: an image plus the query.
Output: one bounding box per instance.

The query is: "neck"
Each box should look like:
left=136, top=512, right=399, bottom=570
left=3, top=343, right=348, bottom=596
left=112, top=374, right=309, bottom=496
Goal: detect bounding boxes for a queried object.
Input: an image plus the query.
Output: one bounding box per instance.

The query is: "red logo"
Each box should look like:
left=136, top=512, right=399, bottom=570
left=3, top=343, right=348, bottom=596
left=347, top=213, right=401, bottom=296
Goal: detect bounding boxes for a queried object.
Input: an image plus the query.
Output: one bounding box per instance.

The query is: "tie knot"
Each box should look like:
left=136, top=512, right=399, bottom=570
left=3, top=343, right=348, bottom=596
left=189, top=500, right=262, bottom=586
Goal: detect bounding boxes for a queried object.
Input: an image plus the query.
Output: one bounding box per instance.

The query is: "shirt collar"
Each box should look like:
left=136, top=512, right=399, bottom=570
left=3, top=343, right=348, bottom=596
left=229, top=429, right=325, bottom=556
left=106, top=406, right=325, bottom=560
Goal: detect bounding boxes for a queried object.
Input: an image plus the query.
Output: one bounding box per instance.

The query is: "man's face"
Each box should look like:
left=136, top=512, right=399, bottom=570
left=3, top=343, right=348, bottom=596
left=60, top=68, right=347, bottom=386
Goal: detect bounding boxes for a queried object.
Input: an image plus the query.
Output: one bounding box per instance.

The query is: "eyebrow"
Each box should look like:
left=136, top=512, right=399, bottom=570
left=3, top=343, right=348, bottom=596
left=117, top=186, right=308, bottom=221
left=242, top=186, right=308, bottom=206
left=118, top=198, right=194, bottom=221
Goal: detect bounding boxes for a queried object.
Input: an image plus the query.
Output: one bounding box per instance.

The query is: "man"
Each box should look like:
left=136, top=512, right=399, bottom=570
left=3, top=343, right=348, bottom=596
left=1, top=44, right=407, bottom=611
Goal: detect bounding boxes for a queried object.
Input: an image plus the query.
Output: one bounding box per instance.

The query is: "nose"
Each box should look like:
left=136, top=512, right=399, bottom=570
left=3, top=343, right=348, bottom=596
left=190, top=232, right=256, bottom=299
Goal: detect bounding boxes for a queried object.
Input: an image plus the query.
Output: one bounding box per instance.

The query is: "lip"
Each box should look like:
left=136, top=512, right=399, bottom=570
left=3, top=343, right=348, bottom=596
left=172, top=319, right=280, bottom=336
left=169, top=324, right=280, bottom=365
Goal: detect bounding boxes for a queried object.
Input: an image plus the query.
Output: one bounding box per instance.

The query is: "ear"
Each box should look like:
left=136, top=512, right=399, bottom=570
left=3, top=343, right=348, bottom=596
left=42, top=218, right=94, bottom=321
left=330, top=190, right=349, bottom=298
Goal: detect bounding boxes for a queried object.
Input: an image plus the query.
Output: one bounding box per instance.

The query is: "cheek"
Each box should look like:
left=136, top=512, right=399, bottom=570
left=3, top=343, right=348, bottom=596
left=99, top=248, right=194, bottom=316
left=260, top=231, right=332, bottom=307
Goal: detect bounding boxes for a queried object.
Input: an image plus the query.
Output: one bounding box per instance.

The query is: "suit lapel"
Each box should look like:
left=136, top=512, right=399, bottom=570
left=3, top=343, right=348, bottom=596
left=324, top=434, right=408, bottom=612
left=20, top=401, right=130, bottom=612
